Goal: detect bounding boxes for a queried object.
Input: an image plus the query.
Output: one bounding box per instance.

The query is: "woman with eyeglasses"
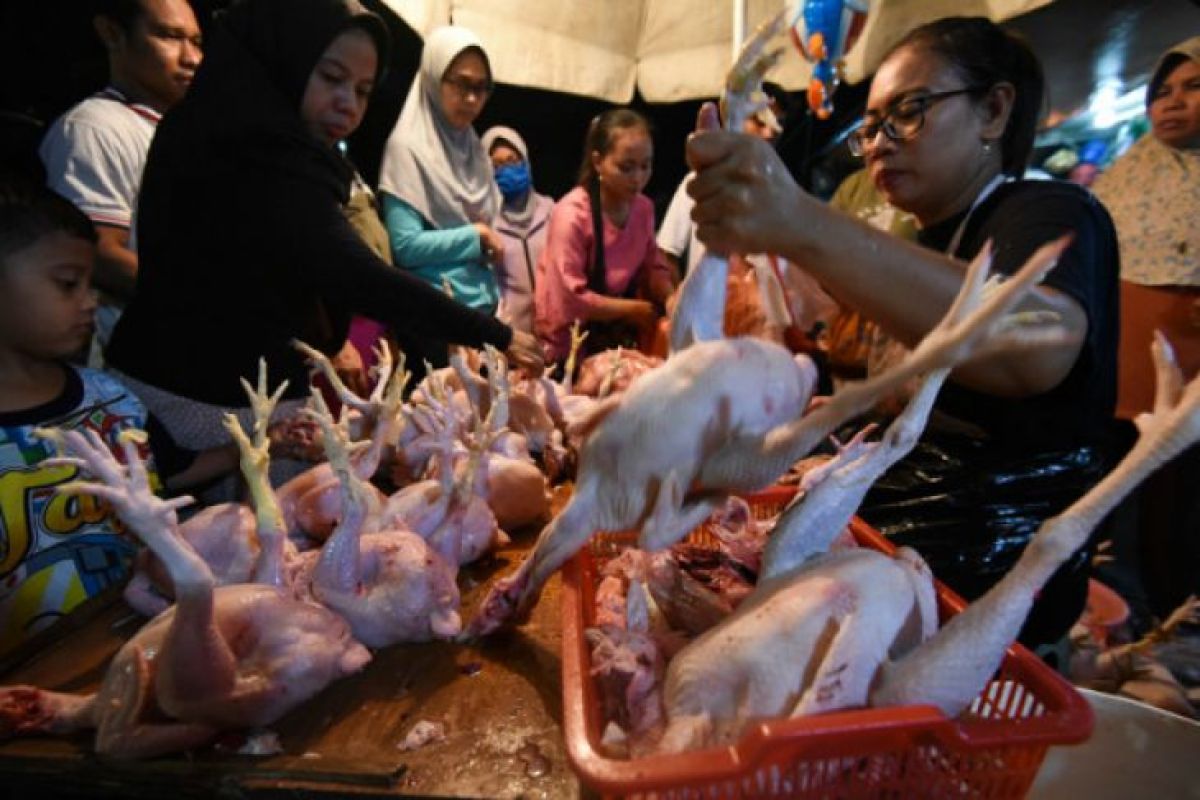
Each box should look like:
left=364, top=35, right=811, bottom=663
left=378, top=26, right=517, bottom=369
left=688, top=16, right=1120, bottom=655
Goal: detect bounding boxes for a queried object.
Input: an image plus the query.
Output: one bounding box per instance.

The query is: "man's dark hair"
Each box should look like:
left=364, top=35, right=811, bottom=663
left=93, top=0, right=147, bottom=31
left=0, top=181, right=96, bottom=266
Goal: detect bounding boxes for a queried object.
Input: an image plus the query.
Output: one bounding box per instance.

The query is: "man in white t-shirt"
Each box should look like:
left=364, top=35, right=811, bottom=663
left=40, top=0, right=202, bottom=356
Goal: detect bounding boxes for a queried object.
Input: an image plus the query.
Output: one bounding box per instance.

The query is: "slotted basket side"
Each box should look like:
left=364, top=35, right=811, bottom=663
left=562, top=492, right=1093, bottom=799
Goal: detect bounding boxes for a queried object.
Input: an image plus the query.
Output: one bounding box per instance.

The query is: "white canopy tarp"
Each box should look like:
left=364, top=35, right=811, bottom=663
left=382, top=0, right=1054, bottom=103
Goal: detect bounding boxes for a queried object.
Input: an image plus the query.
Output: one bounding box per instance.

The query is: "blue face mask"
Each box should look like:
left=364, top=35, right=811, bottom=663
left=495, top=162, right=532, bottom=199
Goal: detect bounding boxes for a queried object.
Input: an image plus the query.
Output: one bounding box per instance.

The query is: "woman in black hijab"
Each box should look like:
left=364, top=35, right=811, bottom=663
left=107, top=0, right=542, bottom=478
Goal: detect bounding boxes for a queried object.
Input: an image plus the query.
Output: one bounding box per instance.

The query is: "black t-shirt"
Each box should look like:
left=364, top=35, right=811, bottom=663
left=859, top=179, right=1120, bottom=650
left=918, top=179, right=1119, bottom=452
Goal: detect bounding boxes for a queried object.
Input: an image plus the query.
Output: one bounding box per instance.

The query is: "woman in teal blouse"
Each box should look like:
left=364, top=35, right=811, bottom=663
left=378, top=25, right=504, bottom=314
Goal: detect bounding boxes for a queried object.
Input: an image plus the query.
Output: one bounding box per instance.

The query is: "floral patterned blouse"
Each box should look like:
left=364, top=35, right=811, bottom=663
left=1093, top=134, right=1200, bottom=286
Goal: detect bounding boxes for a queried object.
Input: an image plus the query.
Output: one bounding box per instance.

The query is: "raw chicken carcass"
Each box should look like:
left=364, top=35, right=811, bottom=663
left=380, top=400, right=511, bottom=565
left=450, top=348, right=551, bottom=530
left=301, top=392, right=463, bottom=647
left=573, top=348, right=664, bottom=398
left=465, top=336, right=817, bottom=637
left=0, top=429, right=369, bottom=758
left=110, top=362, right=299, bottom=614
left=658, top=332, right=1200, bottom=751
left=275, top=340, right=406, bottom=544
left=124, top=503, right=257, bottom=616
left=659, top=546, right=937, bottom=752
left=467, top=239, right=1069, bottom=637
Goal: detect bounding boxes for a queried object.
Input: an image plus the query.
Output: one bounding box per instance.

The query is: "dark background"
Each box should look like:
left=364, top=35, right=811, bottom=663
left=4, top=1, right=1196, bottom=215
left=0, top=0, right=864, bottom=220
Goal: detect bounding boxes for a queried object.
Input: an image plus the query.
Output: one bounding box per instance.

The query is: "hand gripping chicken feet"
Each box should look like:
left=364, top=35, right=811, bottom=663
left=466, top=239, right=1071, bottom=637
left=0, top=429, right=370, bottom=758
left=669, top=10, right=788, bottom=354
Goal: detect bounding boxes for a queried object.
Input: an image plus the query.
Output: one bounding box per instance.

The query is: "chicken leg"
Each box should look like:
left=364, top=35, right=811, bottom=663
left=872, top=332, right=1200, bottom=716
left=0, top=428, right=371, bottom=758
left=760, top=365, right=950, bottom=579
left=669, top=10, right=788, bottom=354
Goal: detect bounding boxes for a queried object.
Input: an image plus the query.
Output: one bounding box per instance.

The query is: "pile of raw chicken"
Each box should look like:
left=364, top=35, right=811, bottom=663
left=3, top=12, right=1200, bottom=768
left=0, top=327, right=663, bottom=758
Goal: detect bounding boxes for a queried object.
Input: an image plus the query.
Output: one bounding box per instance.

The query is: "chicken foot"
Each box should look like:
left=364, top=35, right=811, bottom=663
left=669, top=10, right=788, bottom=354
left=696, top=237, right=1072, bottom=491
left=872, top=332, right=1200, bottom=716
left=760, top=365, right=950, bottom=579
left=223, top=359, right=293, bottom=587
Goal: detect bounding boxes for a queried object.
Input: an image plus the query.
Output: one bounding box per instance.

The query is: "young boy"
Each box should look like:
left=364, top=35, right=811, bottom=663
left=0, top=181, right=151, bottom=655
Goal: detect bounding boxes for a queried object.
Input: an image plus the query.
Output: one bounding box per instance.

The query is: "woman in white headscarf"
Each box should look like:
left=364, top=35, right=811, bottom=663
left=481, top=125, right=554, bottom=335
left=378, top=26, right=504, bottom=319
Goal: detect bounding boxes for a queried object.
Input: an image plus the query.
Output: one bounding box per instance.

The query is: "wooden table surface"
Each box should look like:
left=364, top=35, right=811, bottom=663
left=0, top=519, right=588, bottom=800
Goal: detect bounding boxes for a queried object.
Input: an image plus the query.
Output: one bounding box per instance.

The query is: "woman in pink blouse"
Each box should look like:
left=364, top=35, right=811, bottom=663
left=534, top=109, right=673, bottom=364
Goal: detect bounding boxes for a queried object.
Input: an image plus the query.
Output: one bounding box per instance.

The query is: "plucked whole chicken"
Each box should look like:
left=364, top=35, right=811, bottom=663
left=0, top=429, right=370, bottom=758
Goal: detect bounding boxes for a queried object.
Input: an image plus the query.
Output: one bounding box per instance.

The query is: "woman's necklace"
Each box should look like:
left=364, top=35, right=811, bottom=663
left=599, top=185, right=632, bottom=228
left=603, top=203, right=631, bottom=229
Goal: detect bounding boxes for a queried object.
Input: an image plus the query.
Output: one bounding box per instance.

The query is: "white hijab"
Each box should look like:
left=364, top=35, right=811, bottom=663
left=481, top=124, right=537, bottom=226
left=378, top=26, right=500, bottom=228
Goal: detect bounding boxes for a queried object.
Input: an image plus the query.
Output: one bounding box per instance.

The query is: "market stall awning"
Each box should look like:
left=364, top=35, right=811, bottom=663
left=381, top=0, right=1054, bottom=103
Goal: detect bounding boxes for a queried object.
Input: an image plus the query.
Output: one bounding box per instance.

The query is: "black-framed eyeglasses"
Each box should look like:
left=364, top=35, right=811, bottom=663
left=848, top=87, right=983, bottom=156
left=443, top=75, right=494, bottom=99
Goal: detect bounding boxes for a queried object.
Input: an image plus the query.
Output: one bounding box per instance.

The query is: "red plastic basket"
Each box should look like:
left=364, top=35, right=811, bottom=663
left=562, top=489, right=1093, bottom=799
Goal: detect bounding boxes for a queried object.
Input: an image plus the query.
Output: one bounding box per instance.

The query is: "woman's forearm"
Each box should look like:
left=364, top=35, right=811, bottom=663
left=775, top=204, right=1087, bottom=397
left=584, top=295, right=645, bottom=322
left=685, top=131, right=1085, bottom=397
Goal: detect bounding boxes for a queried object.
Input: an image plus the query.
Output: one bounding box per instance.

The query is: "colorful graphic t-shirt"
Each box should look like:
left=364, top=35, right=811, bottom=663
left=0, top=367, right=151, bottom=655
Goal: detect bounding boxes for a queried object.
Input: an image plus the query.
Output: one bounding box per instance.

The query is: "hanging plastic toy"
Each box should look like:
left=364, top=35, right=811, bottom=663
left=790, top=0, right=869, bottom=119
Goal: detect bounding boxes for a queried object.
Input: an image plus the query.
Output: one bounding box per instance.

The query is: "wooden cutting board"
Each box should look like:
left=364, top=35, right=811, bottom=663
left=0, top=521, right=586, bottom=800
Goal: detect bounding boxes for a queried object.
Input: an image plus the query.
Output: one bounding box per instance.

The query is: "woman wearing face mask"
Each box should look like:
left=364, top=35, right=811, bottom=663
left=687, top=17, right=1120, bottom=654
left=481, top=125, right=554, bottom=336
left=1093, top=37, right=1200, bottom=617
left=106, top=0, right=542, bottom=494
left=534, top=109, right=674, bottom=365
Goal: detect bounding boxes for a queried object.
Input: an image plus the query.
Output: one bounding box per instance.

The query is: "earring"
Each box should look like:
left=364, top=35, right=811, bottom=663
left=982, top=140, right=996, bottom=155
